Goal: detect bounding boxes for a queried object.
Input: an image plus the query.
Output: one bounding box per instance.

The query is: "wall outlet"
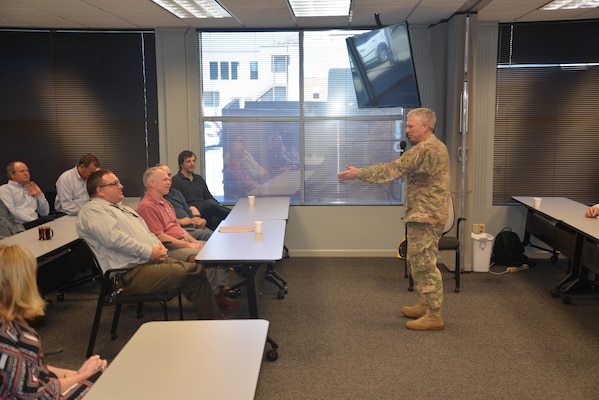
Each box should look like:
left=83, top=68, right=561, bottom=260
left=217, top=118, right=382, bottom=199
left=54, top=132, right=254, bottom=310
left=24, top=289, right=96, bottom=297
left=473, top=224, right=485, bottom=233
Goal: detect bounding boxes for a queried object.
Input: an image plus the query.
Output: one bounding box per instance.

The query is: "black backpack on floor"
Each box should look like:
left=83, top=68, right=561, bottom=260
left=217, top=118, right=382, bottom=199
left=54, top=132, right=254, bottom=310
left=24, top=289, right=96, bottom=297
left=491, top=228, right=529, bottom=266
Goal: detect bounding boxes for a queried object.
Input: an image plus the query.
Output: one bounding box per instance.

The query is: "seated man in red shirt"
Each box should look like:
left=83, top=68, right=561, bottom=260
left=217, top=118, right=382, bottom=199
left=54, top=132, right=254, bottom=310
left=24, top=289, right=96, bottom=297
left=137, top=167, right=240, bottom=310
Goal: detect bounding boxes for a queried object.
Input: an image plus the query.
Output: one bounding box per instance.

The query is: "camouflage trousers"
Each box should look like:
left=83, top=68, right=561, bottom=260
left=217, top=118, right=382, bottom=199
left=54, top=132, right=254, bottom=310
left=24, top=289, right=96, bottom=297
left=406, top=222, right=444, bottom=309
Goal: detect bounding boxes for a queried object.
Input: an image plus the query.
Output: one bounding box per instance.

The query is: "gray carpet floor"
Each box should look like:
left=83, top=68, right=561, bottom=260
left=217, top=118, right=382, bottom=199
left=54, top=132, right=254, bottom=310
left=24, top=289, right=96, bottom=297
left=36, top=257, right=599, bottom=399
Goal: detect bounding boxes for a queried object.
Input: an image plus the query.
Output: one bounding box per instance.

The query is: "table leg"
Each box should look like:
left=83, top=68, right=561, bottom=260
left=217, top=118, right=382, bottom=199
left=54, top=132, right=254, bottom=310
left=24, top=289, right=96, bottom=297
left=239, top=263, right=279, bottom=361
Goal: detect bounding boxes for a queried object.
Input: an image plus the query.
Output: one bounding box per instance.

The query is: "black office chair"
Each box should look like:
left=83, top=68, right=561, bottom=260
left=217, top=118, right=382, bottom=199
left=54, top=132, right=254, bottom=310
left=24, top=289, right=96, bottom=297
left=402, top=196, right=466, bottom=292
left=83, top=240, right=184, bottom=357
left=52, top=241, right=101, bottom=301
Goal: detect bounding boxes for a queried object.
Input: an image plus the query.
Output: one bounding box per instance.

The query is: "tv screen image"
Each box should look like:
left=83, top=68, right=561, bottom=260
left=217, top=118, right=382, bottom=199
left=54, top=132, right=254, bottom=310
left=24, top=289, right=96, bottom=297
left=346, top=22, right=421, bottom=108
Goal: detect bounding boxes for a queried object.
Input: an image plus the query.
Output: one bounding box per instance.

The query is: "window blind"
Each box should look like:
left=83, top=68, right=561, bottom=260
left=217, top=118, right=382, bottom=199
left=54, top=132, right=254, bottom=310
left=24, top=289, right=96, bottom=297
left=198, top=30, right=408, bottom=205
left=494, top=21, right=599, bottom=205
left=0, top=30, right=159, bottom=195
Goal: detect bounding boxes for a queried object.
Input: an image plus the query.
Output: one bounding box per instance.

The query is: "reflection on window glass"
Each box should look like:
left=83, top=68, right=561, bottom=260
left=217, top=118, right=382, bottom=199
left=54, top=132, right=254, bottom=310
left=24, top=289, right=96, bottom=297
left=198, top=31, right=407, bottom=205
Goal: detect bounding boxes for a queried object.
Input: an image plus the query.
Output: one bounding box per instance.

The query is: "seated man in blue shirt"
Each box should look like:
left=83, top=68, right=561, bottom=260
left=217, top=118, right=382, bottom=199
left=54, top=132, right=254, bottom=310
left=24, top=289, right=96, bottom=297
left=55, top=154, right=100, bottom=216
left=171, top=150, right=230, bottom=231
left=0, top=161, right=51, bottom=229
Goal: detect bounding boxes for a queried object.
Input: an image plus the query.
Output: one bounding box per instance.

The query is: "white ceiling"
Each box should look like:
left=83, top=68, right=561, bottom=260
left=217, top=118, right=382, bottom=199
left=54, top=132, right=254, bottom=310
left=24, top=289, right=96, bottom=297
left=1, top=0, right=599, bottom=30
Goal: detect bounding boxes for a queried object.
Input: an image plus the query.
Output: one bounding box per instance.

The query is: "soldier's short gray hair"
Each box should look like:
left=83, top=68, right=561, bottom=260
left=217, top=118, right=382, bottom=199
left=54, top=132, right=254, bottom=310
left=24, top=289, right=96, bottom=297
left=407, top=108, right=436, bottom=132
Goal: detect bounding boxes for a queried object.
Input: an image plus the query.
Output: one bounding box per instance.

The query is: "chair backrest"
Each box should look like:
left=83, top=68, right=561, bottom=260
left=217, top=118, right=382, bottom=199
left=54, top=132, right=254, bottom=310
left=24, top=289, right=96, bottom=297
left=80, top=239, right=103, bottom=276
left=443, top=195, right=455, bottom=235
left=80, top=239, right=120, bottom=299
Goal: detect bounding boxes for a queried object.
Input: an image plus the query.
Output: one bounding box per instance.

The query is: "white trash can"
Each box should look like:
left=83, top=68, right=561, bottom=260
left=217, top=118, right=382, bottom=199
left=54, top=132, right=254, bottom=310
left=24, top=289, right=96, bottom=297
left=471, top=232, right=494, bottom=272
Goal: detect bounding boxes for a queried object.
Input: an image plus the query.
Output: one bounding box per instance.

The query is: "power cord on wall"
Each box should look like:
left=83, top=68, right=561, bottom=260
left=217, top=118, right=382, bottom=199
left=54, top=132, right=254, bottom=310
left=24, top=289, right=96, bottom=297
left=489, top=263, right=529, bottom=275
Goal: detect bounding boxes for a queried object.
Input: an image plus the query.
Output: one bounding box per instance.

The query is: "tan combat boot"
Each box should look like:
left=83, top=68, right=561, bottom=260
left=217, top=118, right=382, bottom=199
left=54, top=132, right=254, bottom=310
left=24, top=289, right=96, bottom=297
left=405, top=308, right=444, bottom=331
left=400, top=300, right=428, bottom=319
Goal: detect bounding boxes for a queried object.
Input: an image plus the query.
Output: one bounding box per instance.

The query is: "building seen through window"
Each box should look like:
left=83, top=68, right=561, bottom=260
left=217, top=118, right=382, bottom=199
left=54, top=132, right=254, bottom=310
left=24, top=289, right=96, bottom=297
left=198, top=30, right=408, bottom=205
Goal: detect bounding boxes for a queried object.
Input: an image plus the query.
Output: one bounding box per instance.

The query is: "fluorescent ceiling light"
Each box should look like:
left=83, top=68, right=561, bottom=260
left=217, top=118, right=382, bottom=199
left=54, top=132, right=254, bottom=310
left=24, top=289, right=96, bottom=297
left=541, top=0, right=599, bottom=10
left=153, top=0, right=231, bottom=18
left=288, top=0, right=351, bottom=17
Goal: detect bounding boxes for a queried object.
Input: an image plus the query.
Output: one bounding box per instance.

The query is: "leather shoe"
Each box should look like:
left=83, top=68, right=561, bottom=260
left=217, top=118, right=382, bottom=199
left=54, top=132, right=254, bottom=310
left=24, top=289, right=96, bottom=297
left=216, top=288, right=241, bottom=310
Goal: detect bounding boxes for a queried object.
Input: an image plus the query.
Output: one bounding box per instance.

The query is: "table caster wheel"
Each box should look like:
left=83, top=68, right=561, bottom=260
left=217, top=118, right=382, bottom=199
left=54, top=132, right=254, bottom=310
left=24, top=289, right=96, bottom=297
left=111, top=333, right=118, bottom=340
left=408, top=287, right=414, bottom=292
left=277, top=290, right=285, bottom=300
left=265, top=349, right=278, bottom=361
left=550, top=289, right=561, bottom=298
left=57, top=292, right=64, bottom=302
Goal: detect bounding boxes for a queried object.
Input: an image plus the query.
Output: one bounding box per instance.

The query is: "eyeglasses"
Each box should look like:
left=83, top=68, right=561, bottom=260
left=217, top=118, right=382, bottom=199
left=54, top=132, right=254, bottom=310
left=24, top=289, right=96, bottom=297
left=99, top=180, right=120, bottom=188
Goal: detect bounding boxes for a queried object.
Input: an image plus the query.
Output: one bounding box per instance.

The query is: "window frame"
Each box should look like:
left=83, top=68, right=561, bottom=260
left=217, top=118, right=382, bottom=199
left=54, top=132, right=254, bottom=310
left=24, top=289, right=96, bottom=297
left=198, top=30, right=409, bottom=206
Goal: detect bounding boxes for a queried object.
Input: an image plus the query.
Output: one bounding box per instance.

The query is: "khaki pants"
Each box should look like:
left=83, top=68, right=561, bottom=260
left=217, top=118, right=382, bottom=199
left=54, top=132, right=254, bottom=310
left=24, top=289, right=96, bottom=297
left=119, top=257, right=222, bottom=319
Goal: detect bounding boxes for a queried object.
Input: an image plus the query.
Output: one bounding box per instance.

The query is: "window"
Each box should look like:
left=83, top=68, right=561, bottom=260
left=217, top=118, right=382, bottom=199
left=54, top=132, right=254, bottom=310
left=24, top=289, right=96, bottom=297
left=231, top=61, right=239, bottom=80
left=198, top=31, right=407, bottom=205
left=250, top=61, right=258, bottom=80
left=220, top=61, right=229, bottom=80
left=203, top=91, right=220, bottom=108
left=494, top=21, right=599, bottom=205
left=209, top=61, right=218, bottom=80
left=272, top=55, right=289, bottom=73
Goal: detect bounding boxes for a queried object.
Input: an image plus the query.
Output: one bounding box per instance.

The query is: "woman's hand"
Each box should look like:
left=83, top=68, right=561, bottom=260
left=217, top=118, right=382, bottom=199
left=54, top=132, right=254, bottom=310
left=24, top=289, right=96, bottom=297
left=77, top=354, right=108, bottom=378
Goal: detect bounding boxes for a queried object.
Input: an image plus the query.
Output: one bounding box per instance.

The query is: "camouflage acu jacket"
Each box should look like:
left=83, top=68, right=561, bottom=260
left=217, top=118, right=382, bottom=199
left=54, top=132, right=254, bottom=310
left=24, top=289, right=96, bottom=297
left=357, top=134, right=450, bottom=225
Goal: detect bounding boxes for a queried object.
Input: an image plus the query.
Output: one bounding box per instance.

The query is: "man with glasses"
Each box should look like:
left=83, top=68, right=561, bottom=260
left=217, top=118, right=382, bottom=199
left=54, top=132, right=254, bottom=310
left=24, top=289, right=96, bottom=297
left=54, top=154, right=100, bottom=216
left=76, top=169, right=222, bottom=320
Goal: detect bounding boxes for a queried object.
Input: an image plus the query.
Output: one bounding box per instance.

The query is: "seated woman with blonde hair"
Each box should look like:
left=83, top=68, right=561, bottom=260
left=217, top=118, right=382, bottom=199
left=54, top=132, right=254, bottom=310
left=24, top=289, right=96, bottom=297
left=0, top=244, right=108, bottom=399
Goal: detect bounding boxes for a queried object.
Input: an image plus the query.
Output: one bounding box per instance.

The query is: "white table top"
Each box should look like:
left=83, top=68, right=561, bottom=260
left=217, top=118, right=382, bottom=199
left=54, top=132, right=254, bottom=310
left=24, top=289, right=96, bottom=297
left=0, top=215, right=79, bottom=261
left=196, top=219, right=287, bottom=264
left=513, top=196, right=599, bottom=241
left=225, top=196, right=290, bottom=224
left=84, top=320, right=270, bottom=400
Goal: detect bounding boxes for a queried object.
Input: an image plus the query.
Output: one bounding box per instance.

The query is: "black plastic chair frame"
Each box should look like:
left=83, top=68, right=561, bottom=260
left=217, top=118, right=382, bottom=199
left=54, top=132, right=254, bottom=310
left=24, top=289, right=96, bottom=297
left=402, top=197, right=466, bottom=293
left=83, top=241, right=184, bottom=357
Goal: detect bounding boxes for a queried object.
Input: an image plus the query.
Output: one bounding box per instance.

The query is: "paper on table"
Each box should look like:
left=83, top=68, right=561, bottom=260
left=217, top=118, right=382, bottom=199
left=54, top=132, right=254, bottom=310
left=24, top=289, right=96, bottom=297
left=218, top=226, right=255, bottom=233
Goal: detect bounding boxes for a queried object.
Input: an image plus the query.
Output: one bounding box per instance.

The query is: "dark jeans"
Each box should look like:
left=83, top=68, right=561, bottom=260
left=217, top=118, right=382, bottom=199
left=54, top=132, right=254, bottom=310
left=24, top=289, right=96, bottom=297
left=191, top=199, right=230, bottom=231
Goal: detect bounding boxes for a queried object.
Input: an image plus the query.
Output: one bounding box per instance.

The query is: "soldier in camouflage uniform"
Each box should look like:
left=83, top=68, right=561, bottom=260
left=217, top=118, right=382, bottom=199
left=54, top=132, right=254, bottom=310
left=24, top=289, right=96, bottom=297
left=337, top=107, right=450, bottom=331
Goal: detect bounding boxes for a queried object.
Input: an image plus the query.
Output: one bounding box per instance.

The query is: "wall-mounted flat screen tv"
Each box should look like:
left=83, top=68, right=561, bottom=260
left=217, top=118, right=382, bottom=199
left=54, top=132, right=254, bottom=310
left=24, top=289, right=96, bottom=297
left=346, top=22, right=421, bottom=108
